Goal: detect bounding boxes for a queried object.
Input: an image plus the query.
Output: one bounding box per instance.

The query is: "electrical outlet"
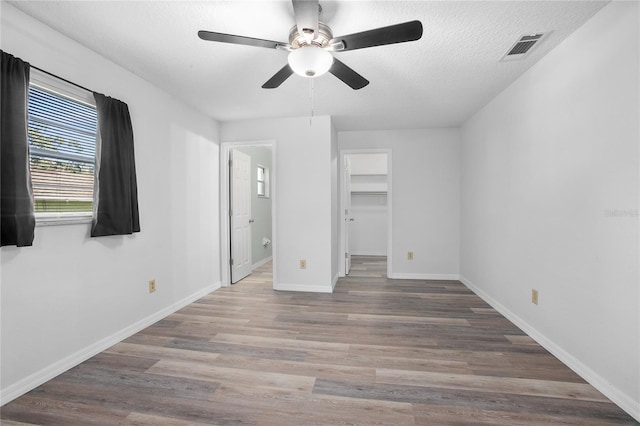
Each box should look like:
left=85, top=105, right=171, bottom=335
left=300, top=259, right=307, bottom=269
left=407, top=251, right=413, bottom=260
left=149, top=279, right=156, bottom=293
left=531, top=289, right=538, bottom=305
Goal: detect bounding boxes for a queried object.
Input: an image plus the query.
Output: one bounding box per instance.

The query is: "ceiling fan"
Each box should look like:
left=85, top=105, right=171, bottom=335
left=198, top=0, right=423, bottom=90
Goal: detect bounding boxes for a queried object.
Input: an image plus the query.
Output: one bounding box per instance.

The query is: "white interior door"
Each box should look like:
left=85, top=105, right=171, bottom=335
left=230, top=149, right=252, bottom=283
left=343, top=156, right=353, bottom=274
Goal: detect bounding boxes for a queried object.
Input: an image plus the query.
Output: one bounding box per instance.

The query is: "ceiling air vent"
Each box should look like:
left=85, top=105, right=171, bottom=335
left=501, top=33, right=547, bottom=61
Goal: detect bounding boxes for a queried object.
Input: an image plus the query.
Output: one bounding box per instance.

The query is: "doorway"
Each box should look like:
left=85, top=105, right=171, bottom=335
left=220, top=141, right=276, bottom=288
left=339, top=149, right=392, bottom=278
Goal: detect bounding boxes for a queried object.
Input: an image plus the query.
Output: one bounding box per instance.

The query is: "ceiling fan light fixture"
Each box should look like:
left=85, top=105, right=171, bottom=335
left=288, top=46, right=333, bottom=78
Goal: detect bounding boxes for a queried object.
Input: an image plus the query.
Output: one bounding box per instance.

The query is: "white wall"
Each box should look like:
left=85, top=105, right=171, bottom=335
left=460, top=1, right=639, bottom=419
left=339, top=129, right=460, bottom=279
left=349, top=153, right=388, bottom=175
left=221, top=116, right=336, bottom=292
left=0, top=4, right=221, bottom=403
left=350, top=193, right=388, bottom=256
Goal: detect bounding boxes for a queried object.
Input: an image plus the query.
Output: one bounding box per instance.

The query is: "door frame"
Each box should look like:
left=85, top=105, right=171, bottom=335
left=339, top=149, right=392, bottom=278
left=220, top=140, right=276, bottom=288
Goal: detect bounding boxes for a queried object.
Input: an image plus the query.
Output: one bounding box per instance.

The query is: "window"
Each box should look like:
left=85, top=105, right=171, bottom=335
left=257, top=165, right=269, bottom=198
left=27, top=70, right=97, bottom=223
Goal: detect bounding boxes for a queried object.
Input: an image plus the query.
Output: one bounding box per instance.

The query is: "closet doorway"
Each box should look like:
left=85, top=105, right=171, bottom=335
left=340, top=150, right=392, bottom=278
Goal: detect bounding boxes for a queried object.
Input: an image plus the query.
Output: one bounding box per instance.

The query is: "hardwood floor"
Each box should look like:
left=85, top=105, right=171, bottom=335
left=1, top=256, right=637, bottom=425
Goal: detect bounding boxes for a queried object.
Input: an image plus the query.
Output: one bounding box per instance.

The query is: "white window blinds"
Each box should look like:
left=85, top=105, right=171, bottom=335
left=27, top=82, right=97, bottom=216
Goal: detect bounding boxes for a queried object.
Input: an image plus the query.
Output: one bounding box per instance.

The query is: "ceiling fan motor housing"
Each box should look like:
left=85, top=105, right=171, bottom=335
left=289, top=22, right=333, bottom=48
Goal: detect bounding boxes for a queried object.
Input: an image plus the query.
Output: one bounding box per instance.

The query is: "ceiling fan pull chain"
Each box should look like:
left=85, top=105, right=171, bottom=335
left=310, top=78, right=315, bottom=125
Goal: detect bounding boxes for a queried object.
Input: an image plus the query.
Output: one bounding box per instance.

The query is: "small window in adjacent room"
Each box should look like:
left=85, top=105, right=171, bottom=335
left=27, top=69, right=97, bottom=224
left=257, top=165, right=269, bottom=198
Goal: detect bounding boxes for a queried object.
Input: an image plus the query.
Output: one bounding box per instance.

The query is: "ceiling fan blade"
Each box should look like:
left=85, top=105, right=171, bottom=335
left=292, top=0, right=319, bottom=42
left=329, top=59, right=369, bottom=90
left=198, top=30, right=287, bottom=50
left=262, top=64, right=294, bottom=89
left=331, top=20, right=423, bottom=52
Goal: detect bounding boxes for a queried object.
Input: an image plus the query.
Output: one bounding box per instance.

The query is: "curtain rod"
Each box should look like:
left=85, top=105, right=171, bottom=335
left=30, top=64, right=94, bottom=94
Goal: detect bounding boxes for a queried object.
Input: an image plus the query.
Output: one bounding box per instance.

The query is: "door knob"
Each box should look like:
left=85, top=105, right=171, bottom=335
left=249, top=219, right=255, bottom=223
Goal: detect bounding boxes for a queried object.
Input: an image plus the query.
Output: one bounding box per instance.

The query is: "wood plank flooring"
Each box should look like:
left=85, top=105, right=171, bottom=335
left=1, top=256, right=637, bottom=425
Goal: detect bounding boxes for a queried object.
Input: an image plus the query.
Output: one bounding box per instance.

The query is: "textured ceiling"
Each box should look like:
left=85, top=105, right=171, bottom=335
left=7, top=1, right=607, bottom=131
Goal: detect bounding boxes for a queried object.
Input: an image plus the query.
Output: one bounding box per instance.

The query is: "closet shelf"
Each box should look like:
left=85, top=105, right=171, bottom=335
left=351, top=191, right=387, bottom=195
left=350, top=182, right=388, bottom=194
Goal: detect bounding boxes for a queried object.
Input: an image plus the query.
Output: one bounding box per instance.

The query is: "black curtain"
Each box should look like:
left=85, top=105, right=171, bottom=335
left=1, top=51, right=35, bottom=247
left=91, top=93, right=140, bottom=237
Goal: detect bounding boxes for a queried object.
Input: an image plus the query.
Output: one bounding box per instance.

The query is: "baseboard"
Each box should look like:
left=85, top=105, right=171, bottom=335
left=0, top=281, right=221, bottom=406
left=252, top=256, right=272, bottom=270
left=331, top=273, right=339, bottom=291
left=274, top=282, right=334, bottom=293
left=388, top=272, right=460, bottom=281
left=459, top=275, right=640, bottom=422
